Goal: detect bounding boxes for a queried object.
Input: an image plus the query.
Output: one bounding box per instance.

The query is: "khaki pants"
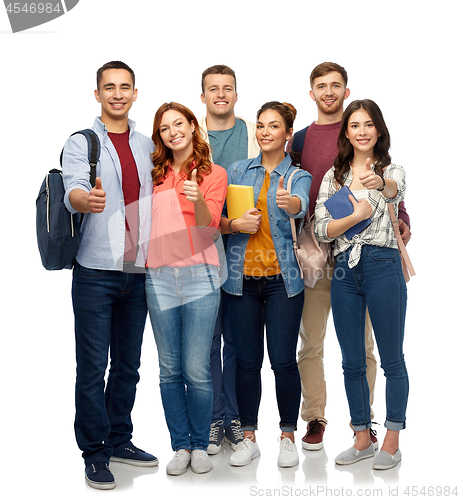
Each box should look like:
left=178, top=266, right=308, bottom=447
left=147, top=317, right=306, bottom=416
left=297, top=261, right=377, bottom=426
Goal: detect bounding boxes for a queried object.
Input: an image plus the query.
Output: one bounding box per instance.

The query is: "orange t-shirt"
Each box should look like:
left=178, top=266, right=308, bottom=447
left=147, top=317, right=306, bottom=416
left=243, top=171, right=280, bottom=277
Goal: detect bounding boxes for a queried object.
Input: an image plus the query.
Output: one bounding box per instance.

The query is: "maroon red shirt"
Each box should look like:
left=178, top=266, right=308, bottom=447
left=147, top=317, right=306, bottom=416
left=108, top=130, right=140, bottom=263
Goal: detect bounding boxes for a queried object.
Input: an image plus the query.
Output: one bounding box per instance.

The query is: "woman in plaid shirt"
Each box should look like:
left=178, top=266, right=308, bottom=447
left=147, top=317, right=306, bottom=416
left=314, top=99, right=409, bottom=470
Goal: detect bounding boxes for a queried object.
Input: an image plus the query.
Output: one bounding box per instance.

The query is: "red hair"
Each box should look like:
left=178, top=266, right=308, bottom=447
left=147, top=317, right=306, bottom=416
left=151, top=102, right=212, bottom=186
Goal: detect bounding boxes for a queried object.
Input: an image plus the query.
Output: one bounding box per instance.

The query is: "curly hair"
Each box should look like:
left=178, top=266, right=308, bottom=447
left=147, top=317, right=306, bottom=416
left=151, top=102, right=212, bottom=186
left=333, top=99, right=391, bottom=187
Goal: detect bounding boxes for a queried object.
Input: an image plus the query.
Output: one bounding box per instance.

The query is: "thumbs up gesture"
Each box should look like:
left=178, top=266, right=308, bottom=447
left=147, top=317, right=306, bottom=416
left=359, top=158, right=382, bottom=191
left=88, top=177, right=106, bottom=213
left=276, top=176, right=290, bottom=210
left=183, top=168, right=204, bottom=204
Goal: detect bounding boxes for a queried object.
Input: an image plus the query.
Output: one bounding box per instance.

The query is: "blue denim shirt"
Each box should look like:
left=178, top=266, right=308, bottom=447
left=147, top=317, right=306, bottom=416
left=62, top=117, right=154, bottom=271
left=222, top=153, right=312, bottom=298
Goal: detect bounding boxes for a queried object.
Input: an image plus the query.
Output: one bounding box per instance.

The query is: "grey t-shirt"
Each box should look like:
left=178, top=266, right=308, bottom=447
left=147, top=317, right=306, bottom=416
left=208, top=118, right=248, bottom=170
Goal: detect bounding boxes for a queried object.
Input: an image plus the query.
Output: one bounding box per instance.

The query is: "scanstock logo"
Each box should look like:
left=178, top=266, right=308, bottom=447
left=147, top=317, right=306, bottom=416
left=3, top=1, right=79, bottom=32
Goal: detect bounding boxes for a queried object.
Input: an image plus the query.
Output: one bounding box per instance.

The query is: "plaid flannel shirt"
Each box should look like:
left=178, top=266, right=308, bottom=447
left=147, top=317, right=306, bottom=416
left=314, top=163, right=406, bottom=268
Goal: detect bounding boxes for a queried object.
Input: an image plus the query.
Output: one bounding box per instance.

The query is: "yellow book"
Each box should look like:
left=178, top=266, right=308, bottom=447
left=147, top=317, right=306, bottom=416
left=226, top=184, right=255, bottom=234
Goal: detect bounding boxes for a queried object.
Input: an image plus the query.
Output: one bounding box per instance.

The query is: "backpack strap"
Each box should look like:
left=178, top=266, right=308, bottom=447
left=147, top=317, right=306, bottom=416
left=60, top=129, right=101, bottom=188
left=290, top=126, right=309, bottom=166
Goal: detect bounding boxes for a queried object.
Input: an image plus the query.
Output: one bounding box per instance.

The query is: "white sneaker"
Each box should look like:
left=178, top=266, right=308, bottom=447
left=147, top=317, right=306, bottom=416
left=229, top=437, right=260, bottom=466
left=166, top=449, right=191, bottom=475
left=278, top=437, right=299, bottom=467
left=191, top=449, right=212, bottom=474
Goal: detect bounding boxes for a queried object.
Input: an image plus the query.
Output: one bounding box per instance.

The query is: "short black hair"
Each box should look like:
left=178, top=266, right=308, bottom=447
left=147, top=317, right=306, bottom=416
left=96, top=61, right=135, bottom=90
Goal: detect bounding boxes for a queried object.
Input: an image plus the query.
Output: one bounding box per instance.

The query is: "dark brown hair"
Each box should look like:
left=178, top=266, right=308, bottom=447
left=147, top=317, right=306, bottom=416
left=256, top=101, right=297, bottom=130
left=151, top=102, right=212, bottom=186
left=333, top=99, right=391, bottom=186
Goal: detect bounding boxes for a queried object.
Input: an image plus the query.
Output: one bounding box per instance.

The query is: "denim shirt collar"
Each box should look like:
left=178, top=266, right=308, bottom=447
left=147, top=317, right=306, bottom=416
left=248, top=152, right=293, bottom=177
left=93, top=117, right=137, bottom=140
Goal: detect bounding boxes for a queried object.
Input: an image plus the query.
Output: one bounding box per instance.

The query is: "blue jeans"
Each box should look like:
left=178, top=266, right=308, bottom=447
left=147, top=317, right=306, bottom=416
left=145, top=264, right=220, bottom=451
left=223, top=274, right=303, bottom=432
left=72, top=263, right=147, bottom=464
left=210, top=293, right=239, bottom=427
left=331, top=246, right=409, bottom=432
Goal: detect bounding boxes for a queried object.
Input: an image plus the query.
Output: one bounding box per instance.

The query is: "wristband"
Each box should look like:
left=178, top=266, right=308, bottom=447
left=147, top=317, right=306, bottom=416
left=376, top=173, right=386, bottom=191
left=228, top=218, right=239, bottom=235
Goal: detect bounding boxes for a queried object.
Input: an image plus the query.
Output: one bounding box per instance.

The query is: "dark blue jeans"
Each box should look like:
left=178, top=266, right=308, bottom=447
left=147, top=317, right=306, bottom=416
left=331, top=246, right=409, bottom=431
left=72, top=263, right=147, bottom=464
left=210, top=293, right=239, bottom=427
left=223, top=274, right=303, bottom=432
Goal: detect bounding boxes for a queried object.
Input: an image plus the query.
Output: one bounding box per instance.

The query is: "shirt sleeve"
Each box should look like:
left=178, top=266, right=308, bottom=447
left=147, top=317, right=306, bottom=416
left=383, top=164, right=405, bottom=204
left=314, top=168, right=336, bottom=243
left=62, top=134, right=93, bottom=214
left=198, top=165, right=228, bottom=235
left=289, top=170, right=312, bottom=219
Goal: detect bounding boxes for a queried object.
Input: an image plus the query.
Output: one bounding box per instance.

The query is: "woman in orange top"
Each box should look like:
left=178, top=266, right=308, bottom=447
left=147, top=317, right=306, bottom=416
left=145, top=102, right=227, bottom=476
left=220, top=102, right=312, bottom=468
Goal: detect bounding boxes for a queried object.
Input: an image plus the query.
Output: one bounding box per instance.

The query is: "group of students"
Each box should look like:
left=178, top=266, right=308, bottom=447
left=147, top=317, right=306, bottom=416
left=62, top=61, right=411, bottom=490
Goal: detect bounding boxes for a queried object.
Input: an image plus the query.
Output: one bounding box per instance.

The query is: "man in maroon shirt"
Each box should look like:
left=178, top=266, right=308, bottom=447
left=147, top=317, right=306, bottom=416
left=292, top=62, right=411, bottom=451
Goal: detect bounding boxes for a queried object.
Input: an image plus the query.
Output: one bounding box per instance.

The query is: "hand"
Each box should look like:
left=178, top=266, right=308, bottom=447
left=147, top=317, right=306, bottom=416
left=183, top=169, right=204, bottom=204
left=399, top=220, right=411, bottom=245
left=88, top=177, right=106, bottom=213
left=359, top=158, right=383, bottom=191
left=276, top=176, right=290, bottom=210
left=234, top=208, right=262, bottom=234
left=349, top=194, right=372, bottom=222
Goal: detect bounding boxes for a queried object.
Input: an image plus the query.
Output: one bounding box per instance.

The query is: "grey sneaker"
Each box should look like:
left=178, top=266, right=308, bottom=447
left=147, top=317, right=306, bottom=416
left=166, top=449, right=191, bottom=476
left=191, top=449, right=212, bottom=474
left=373, top=449, right=401, bottom=470
left=224, top=419, right=244, bottom=450
left=207, top=420, right=224, bottom=455
left=335, top=443, right=374, bottom=465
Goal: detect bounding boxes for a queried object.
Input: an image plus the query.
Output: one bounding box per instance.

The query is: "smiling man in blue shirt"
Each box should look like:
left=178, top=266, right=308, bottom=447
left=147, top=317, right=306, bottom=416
left=62, top=61, right=156, bottom=490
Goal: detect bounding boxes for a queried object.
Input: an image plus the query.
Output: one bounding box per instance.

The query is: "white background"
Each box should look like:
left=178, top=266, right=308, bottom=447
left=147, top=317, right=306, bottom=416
left=1, top=1, right=458, bottom=499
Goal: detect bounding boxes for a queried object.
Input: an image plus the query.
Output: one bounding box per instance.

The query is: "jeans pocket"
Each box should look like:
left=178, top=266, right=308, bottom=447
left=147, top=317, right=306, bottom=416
left=367, top=246, right=397, bottom=263
left=195, top=265, right=221, bottom=290
left=75, top=264, right=107, bottom=278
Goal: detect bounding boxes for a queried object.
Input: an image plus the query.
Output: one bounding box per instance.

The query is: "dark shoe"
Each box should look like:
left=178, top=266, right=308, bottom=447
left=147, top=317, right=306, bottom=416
left=301, top=419, right=326, bottom=450
left=224, top=419, right=244, bottom=450
left=207, top=420, right=225, bottom=455
left=111, top=444, right=159, bottom=467
left=85, top=462, right=116, bottom=490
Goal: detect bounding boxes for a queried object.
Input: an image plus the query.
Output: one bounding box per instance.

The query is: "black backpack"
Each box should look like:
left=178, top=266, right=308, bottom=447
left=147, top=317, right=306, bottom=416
left=36, top=129, right=100, bottom=270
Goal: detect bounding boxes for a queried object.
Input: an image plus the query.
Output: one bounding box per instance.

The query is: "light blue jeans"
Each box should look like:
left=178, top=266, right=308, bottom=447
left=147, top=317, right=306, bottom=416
left=145, top=264, right=220, bottom=451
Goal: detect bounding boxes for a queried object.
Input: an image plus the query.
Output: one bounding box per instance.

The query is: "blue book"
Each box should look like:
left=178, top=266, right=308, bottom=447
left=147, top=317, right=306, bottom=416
left=324, top=185, right=372, bottom=240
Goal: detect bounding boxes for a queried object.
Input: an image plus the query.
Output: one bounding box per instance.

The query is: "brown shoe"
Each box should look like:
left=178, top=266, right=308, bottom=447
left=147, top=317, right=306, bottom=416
left=301, top=419, right=326, bottom=450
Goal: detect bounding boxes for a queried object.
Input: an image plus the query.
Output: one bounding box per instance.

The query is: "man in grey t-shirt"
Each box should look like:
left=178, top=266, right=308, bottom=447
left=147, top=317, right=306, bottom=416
left=199, top=65, right=259, bottom=455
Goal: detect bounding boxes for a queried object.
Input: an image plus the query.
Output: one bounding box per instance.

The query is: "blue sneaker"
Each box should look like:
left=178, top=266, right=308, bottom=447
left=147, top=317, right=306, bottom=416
left=224, top=419, right=244, bottom=450
left=85, top=462, right=116, bottom=490
left=111, top=444, right=159, bottom=467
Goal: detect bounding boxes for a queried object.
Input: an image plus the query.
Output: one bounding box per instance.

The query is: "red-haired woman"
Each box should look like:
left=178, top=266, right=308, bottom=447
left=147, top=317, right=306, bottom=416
left=145, top=102, right=227, bottom=476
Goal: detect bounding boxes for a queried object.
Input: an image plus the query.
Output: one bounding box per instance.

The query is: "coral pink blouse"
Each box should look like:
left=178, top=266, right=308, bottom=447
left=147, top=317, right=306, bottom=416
left=146, top=164, right=227, bottom=269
